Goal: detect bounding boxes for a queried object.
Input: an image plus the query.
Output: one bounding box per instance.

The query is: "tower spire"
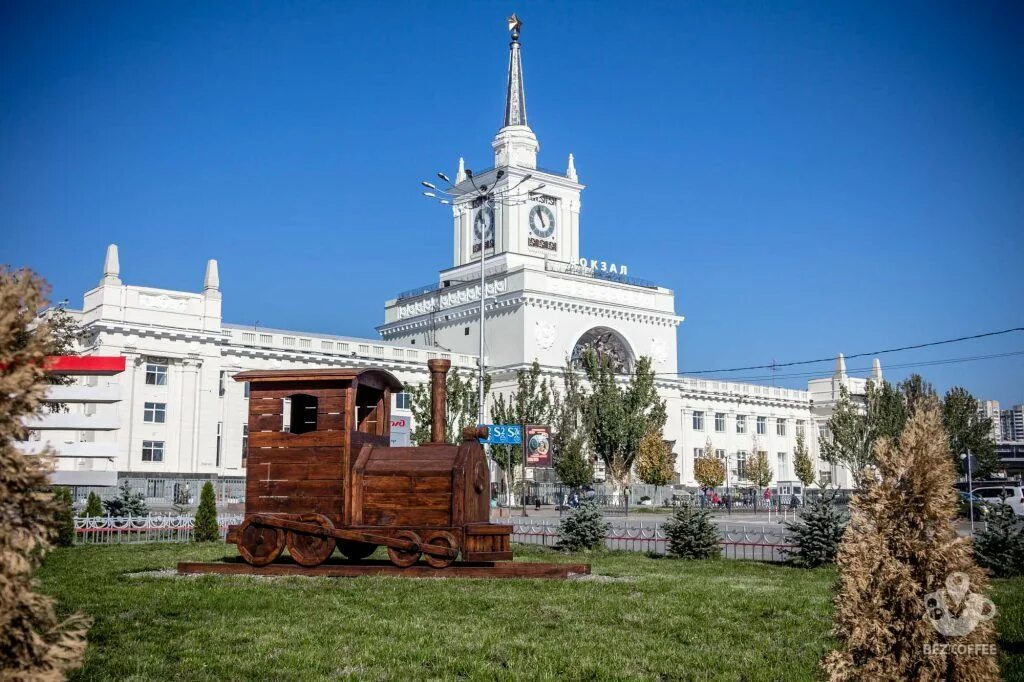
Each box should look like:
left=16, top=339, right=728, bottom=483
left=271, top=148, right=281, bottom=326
left=503, top=14, right=527, bottom=128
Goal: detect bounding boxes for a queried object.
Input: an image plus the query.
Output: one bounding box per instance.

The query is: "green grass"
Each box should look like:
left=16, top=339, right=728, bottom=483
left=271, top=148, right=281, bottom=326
left=36, top=543, right=1023, bottom=681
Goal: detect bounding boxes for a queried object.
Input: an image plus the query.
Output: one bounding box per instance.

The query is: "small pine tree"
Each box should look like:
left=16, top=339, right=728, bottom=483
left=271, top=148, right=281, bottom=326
left=52, top=487, right=75, bottom=548
left=662, top=501, right=719, bottom=559
left=782, top=492, right=847, bottom=568
left=823, top=401, right=999, bottom=681
left=83, top=491, right=104, bottom=517
left=974, top=503, right=1024, bottom=578
left=556, top=501, right=610, bottom=552
left=192, top=481, right=220, bottom=542
left=102, top=480, right=149, bottom=517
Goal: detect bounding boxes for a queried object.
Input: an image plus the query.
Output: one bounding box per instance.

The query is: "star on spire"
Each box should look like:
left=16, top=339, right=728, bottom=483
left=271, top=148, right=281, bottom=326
left=507, top=13, right=522, bottom=40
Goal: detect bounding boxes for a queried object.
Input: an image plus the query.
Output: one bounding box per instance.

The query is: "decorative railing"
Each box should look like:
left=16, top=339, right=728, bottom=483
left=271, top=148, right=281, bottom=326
left=73, top=515, right=243, bottom=544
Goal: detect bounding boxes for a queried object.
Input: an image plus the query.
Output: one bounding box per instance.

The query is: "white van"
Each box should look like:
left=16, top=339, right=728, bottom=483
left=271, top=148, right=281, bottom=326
left=972, top=485, right=1024, bottom=517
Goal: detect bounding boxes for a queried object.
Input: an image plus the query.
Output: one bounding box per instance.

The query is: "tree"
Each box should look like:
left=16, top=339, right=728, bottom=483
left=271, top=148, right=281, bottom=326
left=555, top=501, right=610, bottom=552
left=662, top=501, right=719, bottom=560
left=942, top=387, right=999, bottom=479
left=552, top=361, right=592, bottom=491
left=782, top=492, right=847, bottom=567
left=973, top=503, right=1024, bottom=578
left=819, top=385, right=873, bottom=487
left=581, top=352, right=666, bottom=490
left=192, top=481, right=219, bottom=542
left=102, top=480, right=149, bottom=517
left=0, top=267, right=89, bottom=678
left=13, top=303, right=84, bottom=414
left=823, top=400, right=999, bottom=681
left=490, top=361, right=558, bottom=504
left=793, top=431, right=815, bottom=502
left=406, top=368, right=491, bottom=445
left=746, top=444, right=773, bottom=512
left=634, top=430, right=675, bottom=501
left=898, top=373, right=936, bottom=416
left=83, top=491, right=104, bottom=518
left=53, top=487, right=75, bottom=548
left=693, top=439, right=725, bottom=496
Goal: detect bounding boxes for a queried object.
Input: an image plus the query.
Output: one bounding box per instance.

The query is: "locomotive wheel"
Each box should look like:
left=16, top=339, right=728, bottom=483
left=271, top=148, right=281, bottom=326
left=422, top=530, right=459, bottom=569
left=236, top=517, right=285, bottom=567
left=337, top=540, right=377, bottom=561
left=386, top=530, right=422, bottom=567
left=286, top=514, right=336, bottom=567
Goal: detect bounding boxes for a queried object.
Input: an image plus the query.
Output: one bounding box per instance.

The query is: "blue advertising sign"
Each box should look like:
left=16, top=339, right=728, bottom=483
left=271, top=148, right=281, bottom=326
left=482, top=424, right=522, bottom=445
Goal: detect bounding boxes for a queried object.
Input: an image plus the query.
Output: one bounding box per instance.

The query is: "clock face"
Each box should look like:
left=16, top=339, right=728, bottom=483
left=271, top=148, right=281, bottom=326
left=474, top=203, right=495, bottom=243
left=529, top=204, right=556, bottom=239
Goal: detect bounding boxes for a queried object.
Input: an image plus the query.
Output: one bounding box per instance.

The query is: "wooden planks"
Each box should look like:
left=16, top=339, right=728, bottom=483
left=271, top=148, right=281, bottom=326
left=178, top=559, right=589, bottom=580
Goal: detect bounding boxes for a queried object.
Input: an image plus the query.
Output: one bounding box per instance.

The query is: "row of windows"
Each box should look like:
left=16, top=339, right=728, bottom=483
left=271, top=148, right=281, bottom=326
left=692, top=411, right=804, bottom=437
left=140, top=423, right=245, bottom=465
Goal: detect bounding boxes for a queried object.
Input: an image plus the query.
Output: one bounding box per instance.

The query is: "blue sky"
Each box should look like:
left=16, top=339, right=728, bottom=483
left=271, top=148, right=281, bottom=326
left=2, top=1, right=1022, bottom=403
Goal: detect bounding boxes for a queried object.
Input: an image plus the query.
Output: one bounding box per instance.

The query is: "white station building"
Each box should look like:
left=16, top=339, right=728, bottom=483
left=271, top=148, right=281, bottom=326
left=29, top=24, right=877, bottom=505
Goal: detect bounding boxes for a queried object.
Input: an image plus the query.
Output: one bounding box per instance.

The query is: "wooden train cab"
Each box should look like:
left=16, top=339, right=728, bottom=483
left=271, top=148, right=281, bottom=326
left=228, top=359, right=512, bottom=568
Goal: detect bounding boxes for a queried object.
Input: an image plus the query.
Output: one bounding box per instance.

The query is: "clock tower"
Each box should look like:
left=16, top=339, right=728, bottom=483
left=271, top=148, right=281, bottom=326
left=449, top=15, right=584, bottom=270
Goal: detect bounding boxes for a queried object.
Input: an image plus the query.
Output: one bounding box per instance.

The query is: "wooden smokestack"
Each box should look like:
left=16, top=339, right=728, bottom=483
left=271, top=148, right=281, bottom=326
left=427, top=358, right=451, bottom=444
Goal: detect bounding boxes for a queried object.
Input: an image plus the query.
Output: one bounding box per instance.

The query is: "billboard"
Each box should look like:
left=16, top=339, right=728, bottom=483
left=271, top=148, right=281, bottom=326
left=525, top=424, right=552, bottom=467
left=390, top=416, right=411, bottom=447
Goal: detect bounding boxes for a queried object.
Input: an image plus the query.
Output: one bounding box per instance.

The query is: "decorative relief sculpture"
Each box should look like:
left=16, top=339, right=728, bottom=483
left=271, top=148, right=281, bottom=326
left=534, top=320, right=557, bottom=350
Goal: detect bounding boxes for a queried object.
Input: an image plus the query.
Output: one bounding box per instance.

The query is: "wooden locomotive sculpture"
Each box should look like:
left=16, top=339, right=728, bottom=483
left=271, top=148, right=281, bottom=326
left=227, top=359, right=512, bottom=569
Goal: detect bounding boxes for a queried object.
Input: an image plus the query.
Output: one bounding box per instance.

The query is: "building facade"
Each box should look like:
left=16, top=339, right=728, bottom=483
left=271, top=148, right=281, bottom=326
left=29, top=24, right=877, bottom=503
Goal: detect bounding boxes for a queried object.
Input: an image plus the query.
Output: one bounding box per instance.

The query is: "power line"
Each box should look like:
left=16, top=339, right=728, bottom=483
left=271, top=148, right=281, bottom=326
left=663, top=326, right=1024, bottom=377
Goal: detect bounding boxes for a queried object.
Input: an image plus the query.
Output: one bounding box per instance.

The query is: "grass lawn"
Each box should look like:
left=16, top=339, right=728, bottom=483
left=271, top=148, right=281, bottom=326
left=37, top=543, right=1023, bottom=681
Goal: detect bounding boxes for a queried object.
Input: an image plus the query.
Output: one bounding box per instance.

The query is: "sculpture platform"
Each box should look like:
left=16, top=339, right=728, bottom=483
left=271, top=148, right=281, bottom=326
left=177, top=558, right=590, bottom=580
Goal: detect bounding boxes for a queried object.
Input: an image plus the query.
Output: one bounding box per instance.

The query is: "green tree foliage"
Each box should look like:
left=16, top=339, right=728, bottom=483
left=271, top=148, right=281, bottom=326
left=406, top=369, right=491, bottom=445
left=83, top=491, right=104, bottom=518
left=865, top=379, right=906, bottom=445
left=746, top=445, right=772, bottom=489
left=942, top=387, right=999, bottom=479
left=897, top=373, right=936, bottom=416
left=973, top=503, right=1024, bottom=578
left=581, top=353, right=666, bottom=488
left=634, top=430, right=675, bottom=498
left=793, top=431, right=815, bottom=496
left=490, top=361, right=558, bottom=497
left=192, top=481, right=220, bottom=542
left=663, top=501, right=719, bottom=560
left=52, top=487, right=75, bottom=548
left=782, top=492, right=847, bottom=567
left=552, top=361, right=592, bottom=490
left=555, top=501, right=610, bottom=551
left=819, top=385, right=872, bottom=487
left=824, top=400, right=999, bottom=680
left=693, top=439, right=725, bottom=493
left=0, top=267, right=89, bottom=677
left=102, top=480, right=149, bottom=517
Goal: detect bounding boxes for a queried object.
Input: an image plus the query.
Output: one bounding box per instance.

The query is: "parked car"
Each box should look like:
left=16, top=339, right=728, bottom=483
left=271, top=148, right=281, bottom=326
left=972, top=485, right=1024, bottom=516
left=957, top=491, right=991, bottom=518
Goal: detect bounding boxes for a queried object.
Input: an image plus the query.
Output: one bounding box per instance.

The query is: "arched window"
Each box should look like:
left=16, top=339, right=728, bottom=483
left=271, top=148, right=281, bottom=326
left=284, top=394, right=318, bottom=434
left=570, top=327, right=635, bottom=373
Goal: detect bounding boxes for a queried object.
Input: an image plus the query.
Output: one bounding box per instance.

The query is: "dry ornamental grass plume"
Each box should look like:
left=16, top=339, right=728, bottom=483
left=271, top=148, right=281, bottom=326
left=824, top=399, right=999, bottom=681
left=0, top=267, right=90, bottom=681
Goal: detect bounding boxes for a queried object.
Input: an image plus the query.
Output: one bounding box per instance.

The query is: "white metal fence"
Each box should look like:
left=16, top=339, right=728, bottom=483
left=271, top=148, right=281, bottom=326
left=74, top=515, right=243, bottom=544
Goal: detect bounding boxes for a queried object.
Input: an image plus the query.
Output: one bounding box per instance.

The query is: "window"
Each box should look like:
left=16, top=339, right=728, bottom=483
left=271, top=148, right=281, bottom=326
left=216, top=422, right=223, bottom=467
left=796, top=420, right=806, bottom=438
left=218, top=371, right=226, bottom=397
left=693, top=447, right=703, bottom=462
left=692, top=411, right=704, bottom=430
left=777, top=452, right=787, bottom=480
left=736, top=451, right=748, bottom=480
left=241, top=424, right=249, bottom=468
left=819, top=469, right=833, bottom=485
left=464, top=327, right=470, bottom=336
left=776, top=418, right=786, bottom=436
left=715, top=449, right=726, bottom=460
left=819, top=423, right=831, bottom=442
left=736, top=415, right=746, bottom=434
left=146, top=480, right=165, bottom=498
left=145, top=358, right=168, bottom=385
left=243, top=382, right=250, bottom=399
left=714, top=413, right=726, bottom=432
left=142, top=440, right=164, bottom=462
left=756, top=416, right=767, bottom=435
left=143, top=402, right=166, bottom=423
left=395, top=392, right=411, bottom=410
left=284, top=394, right=318, bottom=434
